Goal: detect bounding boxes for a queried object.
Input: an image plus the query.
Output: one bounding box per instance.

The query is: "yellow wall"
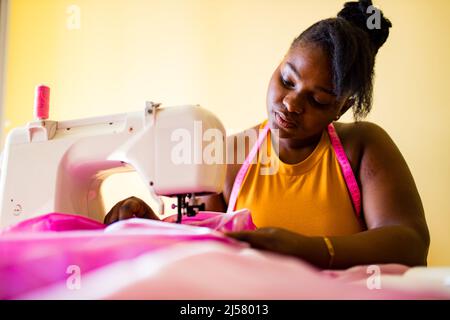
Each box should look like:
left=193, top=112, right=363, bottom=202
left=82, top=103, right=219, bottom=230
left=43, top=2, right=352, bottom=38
left=1, top=0, right=449, bottom=265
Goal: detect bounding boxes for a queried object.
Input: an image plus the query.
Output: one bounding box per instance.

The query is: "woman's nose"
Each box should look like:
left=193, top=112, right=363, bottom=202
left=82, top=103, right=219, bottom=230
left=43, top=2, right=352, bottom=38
left=282, top=93, right=304, bottom=114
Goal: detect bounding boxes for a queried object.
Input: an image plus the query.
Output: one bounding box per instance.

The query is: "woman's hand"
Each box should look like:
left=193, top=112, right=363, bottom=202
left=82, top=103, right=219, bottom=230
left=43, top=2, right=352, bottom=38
left=226, top=227, right=304, bottom=257
left=104, top=196, right=160, bottom=225
left=227, top=227, right=330, bottom=268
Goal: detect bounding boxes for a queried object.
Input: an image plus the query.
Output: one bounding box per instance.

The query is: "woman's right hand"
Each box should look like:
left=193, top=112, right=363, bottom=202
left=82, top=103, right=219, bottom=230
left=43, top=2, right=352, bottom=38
left=103, top=196, right=160, bottom=225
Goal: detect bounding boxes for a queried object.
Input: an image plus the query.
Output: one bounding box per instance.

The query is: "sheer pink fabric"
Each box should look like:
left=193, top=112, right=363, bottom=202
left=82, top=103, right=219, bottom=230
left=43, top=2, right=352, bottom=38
left=0, top=213, right=445, bottom=299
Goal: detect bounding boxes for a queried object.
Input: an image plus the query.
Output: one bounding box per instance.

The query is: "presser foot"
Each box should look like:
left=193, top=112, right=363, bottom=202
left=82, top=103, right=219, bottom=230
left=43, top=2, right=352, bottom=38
left=175, top=194, right=205, bottom=224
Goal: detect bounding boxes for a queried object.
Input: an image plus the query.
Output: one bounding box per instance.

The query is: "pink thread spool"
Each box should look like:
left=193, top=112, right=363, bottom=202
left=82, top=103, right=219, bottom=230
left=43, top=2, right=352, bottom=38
left=34, top=85, right=50, bottom=120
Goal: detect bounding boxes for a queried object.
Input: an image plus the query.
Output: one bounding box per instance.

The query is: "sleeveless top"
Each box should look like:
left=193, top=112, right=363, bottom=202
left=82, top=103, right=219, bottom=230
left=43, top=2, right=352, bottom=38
left=227, top=120, right=365, bottom=237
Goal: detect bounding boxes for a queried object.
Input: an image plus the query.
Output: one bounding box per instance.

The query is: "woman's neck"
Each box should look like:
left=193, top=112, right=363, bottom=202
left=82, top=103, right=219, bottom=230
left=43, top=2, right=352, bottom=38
left=271, top=132, right=323, bottom=164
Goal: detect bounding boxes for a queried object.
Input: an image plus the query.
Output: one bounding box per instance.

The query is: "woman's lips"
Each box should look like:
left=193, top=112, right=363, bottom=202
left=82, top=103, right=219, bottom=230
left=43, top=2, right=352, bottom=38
left=275, top=111, right=296, bottom=129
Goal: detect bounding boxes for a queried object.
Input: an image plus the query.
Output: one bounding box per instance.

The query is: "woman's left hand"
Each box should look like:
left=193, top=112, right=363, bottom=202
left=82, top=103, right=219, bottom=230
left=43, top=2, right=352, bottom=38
left=227, top=228, right=329, bottom=267
left=226, top=227, right=305, bottom=257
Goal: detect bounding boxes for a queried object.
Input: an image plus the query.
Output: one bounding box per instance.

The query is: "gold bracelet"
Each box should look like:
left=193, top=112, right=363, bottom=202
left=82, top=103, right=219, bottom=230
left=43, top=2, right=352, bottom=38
left=323, top=236, right=335, bottom=269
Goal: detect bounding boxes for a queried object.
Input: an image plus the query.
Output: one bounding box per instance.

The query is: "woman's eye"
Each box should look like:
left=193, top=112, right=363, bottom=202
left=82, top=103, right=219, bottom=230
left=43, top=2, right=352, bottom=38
left=281, top=77, right=294, bottom=88
left=310, top=97, right=330, bottom=108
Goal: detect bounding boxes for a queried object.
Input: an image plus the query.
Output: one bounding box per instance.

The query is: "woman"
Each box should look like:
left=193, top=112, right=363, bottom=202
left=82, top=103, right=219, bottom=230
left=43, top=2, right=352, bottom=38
left=104, top=0, right=430, bottom=270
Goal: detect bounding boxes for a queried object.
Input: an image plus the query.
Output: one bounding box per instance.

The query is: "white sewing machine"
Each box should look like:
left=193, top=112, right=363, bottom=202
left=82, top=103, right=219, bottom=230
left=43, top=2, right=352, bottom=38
left=0, top=87, right=227, bottom=228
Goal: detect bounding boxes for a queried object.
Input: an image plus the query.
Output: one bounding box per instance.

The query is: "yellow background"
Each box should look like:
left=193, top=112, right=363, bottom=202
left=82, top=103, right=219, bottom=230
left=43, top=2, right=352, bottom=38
left=1, top=0, right=449, bottom=265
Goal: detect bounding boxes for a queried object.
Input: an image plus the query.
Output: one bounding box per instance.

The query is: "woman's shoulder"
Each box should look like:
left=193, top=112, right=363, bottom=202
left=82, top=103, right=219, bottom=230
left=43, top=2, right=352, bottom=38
left=334, top=121, right=393, bottom=146
left=333, top=121, right=397, bottom=179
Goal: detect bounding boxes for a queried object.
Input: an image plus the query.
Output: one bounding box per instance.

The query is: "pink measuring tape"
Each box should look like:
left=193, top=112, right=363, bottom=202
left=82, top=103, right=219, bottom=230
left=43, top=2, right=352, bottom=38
left=227, top=122, right=362, bottom=218
left=226, top=124, right=270, bottom=214
left=327, top=124, right=362, bottom=217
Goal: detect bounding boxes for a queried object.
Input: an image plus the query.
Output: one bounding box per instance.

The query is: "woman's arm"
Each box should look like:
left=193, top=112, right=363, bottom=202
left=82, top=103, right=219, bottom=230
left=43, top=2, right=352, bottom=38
left=228, top=122, right=430, bottom=269
left=198, top=193, right=227, bottom=212
left=227, top=225, right=428, bottom=269
left=351, top=122, right=430, bottom=266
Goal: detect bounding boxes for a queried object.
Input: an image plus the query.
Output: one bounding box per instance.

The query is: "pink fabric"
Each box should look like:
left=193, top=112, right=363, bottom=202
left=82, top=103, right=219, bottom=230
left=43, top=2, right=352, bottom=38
left=1, top=209, right=256, bottom=236
left=163, top=209, right=256, bottom=232
left=322, top=264, right=411, bottom=282
left=1, top=213, right=106, bottom=234
left=0, top=211, right=253, bottom=299
left=1, top=213, right=446, bottom=300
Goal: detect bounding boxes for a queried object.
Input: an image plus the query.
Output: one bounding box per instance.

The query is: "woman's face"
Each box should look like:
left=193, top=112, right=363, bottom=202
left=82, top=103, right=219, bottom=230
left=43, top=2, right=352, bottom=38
left=266, top=42, right=349, bottom=141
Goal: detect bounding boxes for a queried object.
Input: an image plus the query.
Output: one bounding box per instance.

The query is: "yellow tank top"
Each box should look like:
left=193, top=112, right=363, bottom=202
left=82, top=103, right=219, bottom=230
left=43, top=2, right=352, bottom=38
left=235, top=120, right=364, bottom=237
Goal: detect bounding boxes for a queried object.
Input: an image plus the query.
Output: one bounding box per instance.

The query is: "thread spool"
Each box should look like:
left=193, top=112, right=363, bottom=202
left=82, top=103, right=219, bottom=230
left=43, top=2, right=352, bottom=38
left=34, top=85, right=50, bottom=120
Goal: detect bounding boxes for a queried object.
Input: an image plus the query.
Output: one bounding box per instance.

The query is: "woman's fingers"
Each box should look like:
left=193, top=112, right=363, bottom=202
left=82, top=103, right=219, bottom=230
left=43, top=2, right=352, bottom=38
left=124, top=197, right=160, bottom=221
left=226, top=229, right=283, bottom=251
left=104, top=197, right=160, bottom=225
left=118, top=197, right=142, bottom=220
left=134, top=200, right=160, bottom=221
left=226, top=231, right=252, bottom=241
left=226, top=231, right=268, bottom=249
left=104, top=199, right=124, bottom=225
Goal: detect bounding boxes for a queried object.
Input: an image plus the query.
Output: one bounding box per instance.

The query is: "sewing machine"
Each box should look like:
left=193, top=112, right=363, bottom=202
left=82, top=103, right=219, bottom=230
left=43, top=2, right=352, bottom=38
left=0, top=86, right=227, bottom=228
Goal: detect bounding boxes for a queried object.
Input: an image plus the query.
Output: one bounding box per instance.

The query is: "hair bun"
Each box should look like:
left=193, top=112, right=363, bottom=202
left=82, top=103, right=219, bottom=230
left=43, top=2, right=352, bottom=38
left=338, top=0, right=392, bottom=52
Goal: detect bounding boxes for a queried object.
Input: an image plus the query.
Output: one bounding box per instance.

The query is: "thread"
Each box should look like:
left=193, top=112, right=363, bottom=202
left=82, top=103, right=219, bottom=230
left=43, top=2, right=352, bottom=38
left=34, top=85, right=50, bottom=120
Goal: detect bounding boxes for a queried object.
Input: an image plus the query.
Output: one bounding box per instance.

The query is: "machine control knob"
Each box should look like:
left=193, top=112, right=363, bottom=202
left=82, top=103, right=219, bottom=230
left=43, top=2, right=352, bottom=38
left=13, top=204, right=22, bottom=216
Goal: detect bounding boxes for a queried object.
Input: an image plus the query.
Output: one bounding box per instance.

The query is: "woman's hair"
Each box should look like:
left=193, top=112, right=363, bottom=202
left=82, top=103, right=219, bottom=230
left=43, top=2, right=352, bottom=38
left=292, top=0, right=392, bottom=120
